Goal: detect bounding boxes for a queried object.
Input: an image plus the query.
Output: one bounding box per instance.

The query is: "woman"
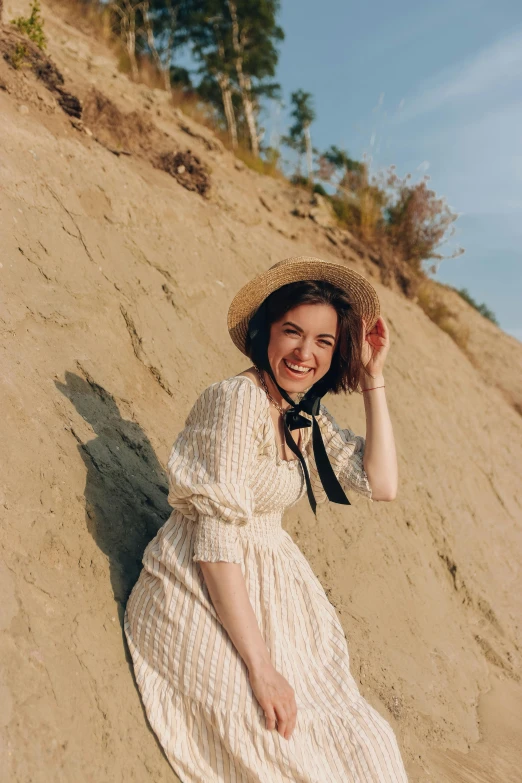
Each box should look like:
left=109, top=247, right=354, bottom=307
left=124, top=256, right=409, bottom=782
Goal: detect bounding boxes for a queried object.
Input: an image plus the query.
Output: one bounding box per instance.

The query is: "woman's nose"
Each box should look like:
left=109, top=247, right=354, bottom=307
left=294, top=341, right=313, bottom=360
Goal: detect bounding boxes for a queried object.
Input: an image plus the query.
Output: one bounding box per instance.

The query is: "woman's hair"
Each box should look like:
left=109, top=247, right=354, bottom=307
left=245, top=280, right=368, bottom=394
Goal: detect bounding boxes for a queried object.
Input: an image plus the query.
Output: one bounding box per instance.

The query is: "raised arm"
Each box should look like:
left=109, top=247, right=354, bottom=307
left=359, top=368, right=397, bottom=500
left=359, top=314, right=398, bottom=501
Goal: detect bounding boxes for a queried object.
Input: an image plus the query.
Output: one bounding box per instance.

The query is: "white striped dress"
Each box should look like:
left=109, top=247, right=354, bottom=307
left=124, top=375, right=409, bottom=782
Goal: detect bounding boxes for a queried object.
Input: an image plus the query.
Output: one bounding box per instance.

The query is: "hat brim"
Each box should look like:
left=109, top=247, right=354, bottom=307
left=227, top=256, right=380, bottom=356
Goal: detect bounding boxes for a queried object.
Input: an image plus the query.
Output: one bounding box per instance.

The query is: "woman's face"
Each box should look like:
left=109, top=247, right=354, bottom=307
left=267, top=303, right=339, bottom=391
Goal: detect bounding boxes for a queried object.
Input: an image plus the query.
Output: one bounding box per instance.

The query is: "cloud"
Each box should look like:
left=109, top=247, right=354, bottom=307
left=393, top=27, right=522, bottom=123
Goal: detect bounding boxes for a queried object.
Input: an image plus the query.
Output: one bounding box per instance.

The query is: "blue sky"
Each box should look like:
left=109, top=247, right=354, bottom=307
left=262, top=0, right=522, bottom=340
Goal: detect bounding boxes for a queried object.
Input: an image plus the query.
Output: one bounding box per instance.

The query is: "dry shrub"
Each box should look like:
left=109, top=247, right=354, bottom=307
left=82, top=87, right=212, bottom=196
left=82, top=87, right=158, bottom=153
left=154, top=150, right=211, bottom=197
left=379, top=167, right=464, bottom=273
left=0, top=26, right=82, bottom=116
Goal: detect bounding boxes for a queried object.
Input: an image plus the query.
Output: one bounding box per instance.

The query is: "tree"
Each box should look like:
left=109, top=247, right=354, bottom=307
left=226, top=0, right=282, bottom=156
left=188, top=0, right=283, bottom=153
left=282, top=89, right=315, bottom=183
left=188, top=1, right=239, bottom=146
left=140, top=0, right=195, bottom=91
left=109, top=0, right=145, bottom=80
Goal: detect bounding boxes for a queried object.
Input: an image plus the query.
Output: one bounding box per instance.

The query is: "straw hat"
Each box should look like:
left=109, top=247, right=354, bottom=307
left=227, top=256, right=380, bottom=356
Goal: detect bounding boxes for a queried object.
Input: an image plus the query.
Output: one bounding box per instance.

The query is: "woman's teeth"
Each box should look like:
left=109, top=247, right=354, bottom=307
left=284, top=359, right=312, bottom=375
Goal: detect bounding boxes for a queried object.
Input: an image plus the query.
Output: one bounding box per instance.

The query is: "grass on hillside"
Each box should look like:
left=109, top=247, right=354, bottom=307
left=452, top=286, right=499, bottom=325
left=416, top=282, right=470, bottom=350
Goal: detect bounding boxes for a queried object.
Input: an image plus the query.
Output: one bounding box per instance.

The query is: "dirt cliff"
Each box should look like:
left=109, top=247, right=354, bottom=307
left=1, top=2, right=522, bottom=781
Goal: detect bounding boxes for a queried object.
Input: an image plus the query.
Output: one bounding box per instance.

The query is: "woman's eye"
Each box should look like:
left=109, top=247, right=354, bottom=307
left=284, top=329, right=332, bottom=347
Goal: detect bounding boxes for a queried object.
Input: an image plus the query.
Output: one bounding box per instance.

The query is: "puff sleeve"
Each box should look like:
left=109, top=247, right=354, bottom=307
left=166, top=377, right=262, bottom=563
left=307, top=403, right=373, bottom=504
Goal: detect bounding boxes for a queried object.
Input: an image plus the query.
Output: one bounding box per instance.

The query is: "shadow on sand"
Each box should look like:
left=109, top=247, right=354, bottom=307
left=56, top=370, right=172, bottom=623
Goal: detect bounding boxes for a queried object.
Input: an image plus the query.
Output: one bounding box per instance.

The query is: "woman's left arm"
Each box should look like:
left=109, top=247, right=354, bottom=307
left=359, top=316, right=398, bottom=501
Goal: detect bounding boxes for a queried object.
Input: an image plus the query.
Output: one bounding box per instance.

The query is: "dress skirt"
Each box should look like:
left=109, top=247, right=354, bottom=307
left=124, top=507, right=409, bottom=782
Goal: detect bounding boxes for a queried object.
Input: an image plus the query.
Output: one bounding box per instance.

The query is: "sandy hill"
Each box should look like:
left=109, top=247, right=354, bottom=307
left=1, top=2, right=522, bottom=781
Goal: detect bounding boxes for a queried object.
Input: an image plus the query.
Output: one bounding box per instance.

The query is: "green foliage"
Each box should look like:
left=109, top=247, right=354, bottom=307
left=281, top=89, right=315, bottom=180
left=285, top=88, right=315, bottom=134
left=10, top=43, right=28, bottom=69
left=262, top=145, right=282, bottom=173
left=187, top=0, right=283, bottom=148
left=454, top=287, right=499, bottom=325
left=321, top=145, right=364, bottom=176
left=289, top=173, right=312, bottom=189
left=10, top=0, right=47, bottom=51
left=312, top=182, right=327, bottom=196
left=330, top=194, right=359, bottom=228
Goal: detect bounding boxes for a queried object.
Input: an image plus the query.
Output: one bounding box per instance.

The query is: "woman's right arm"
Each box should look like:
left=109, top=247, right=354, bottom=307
left=167, top=379, right=297, bottom=739
left=199, top=560, right=297, bottom=741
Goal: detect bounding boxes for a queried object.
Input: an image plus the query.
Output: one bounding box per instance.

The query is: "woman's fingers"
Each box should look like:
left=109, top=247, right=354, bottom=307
left=265, top=705, right=277, bottom=731
left=251, top=665, right=297, bottom=740
left=275, top=696, right=298, bottom=740
left=274, top=704, right=288, bottom=738
left=285, top=711, right=297, bottom=740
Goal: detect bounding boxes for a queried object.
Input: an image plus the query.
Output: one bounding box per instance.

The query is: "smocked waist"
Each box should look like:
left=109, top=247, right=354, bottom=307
left=238, top=512, right=284, bottom=543
left=167, top=508, right=285, bottom=546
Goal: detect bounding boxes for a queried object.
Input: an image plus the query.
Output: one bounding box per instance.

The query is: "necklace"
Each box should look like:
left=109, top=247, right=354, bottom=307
left=254, top=365, right=286, bottom=416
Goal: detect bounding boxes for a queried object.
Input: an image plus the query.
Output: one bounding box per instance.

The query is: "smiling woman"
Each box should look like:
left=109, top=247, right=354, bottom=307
left=124, top=256, right=407, bottom=782
left=248, top=277, right=367, bottom=397
left=272, top=306, right=338, bottom=383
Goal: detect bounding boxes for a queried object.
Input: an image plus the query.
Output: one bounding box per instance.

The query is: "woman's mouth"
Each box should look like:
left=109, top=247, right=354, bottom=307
left=283, top=359, right=313, bottom=378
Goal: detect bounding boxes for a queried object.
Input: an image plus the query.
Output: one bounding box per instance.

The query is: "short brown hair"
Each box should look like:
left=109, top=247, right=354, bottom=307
left=245, top=280, right=369, bottom=395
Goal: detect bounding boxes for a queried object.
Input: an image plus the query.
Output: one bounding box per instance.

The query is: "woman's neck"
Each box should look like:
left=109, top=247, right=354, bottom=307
left=254, top=366, right=295, bottom=411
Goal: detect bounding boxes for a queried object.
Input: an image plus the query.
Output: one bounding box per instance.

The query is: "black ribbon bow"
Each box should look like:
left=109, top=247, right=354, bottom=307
left=248, top=303, right=351, bottom=515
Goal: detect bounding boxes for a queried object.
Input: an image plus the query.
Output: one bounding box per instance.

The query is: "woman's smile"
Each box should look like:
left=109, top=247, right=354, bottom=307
left=266, top=303, right=339, bottom=395
left=282, top=358, right=313, bottom=378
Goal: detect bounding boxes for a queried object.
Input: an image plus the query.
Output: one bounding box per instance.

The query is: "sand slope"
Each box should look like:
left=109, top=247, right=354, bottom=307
left=1, top=2, right=522, bottom=780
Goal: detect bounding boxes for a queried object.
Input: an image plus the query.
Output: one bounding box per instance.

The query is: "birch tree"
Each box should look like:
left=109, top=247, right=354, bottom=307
left=189, top=2, right=238, bottom=147
left=110, top=0, right=145, bottom=80
left=226, top=0, right=282, bottom=156
left=188, top=0, right=282, bottom=154
left=140, top=0, right=192, bottom=91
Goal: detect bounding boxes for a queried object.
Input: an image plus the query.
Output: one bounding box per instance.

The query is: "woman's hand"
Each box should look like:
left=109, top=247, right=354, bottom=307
left=248, top=660, right=297, bottom=741
left=361, top=315, right=390, bottom=379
